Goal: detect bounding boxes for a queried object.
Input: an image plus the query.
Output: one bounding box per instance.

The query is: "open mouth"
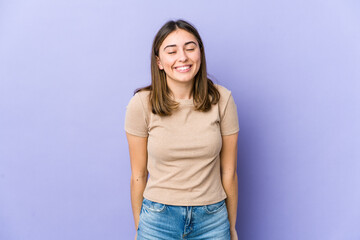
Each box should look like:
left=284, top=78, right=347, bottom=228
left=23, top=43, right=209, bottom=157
left=174, top=65, right=192, bottom=73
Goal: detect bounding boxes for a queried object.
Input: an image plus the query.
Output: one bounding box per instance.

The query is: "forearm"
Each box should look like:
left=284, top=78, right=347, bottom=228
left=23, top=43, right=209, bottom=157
left=130, top=174, right=148, bottom=230
left=222, top=172, right=238, bottom=231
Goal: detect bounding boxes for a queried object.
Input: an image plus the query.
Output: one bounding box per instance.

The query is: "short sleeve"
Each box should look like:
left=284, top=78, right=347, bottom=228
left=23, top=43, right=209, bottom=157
left=220, top=93, right=239, bottom=135
left=124, top=93, right=149, bottom=137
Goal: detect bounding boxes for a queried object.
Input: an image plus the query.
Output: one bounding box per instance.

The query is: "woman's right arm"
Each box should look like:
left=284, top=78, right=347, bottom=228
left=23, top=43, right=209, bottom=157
left=126, top=132, right=148, bottom=232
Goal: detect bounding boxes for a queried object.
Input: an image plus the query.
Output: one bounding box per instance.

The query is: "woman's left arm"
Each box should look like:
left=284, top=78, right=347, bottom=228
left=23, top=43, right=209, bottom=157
left=220, top=133, right=239, bottom=240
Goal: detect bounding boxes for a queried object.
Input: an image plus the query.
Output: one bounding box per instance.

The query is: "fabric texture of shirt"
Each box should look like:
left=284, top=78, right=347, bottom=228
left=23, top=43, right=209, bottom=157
left=124, top=84, right=239, bottom=206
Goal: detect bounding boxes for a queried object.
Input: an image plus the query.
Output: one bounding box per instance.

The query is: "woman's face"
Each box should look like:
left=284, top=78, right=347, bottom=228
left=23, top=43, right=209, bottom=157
left=157, top=29, right=201, bottom=86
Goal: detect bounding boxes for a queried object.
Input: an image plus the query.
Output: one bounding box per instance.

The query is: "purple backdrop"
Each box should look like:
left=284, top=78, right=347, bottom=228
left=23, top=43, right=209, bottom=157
left=0, top=0, right=359, bottom=239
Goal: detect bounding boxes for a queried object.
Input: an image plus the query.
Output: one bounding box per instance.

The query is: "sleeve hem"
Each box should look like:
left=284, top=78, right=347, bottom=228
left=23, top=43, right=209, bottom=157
left=221, top=128, right=239, bottom=136
left=125, top=128, right=148, bottom=137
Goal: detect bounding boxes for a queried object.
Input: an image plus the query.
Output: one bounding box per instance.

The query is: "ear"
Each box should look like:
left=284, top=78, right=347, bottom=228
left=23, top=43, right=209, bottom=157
left=156, top=56, right=164, bottom=70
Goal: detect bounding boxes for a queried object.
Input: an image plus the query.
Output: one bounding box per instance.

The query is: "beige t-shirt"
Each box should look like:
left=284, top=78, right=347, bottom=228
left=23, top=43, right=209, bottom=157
left=124, top=84, right=239, bottom=206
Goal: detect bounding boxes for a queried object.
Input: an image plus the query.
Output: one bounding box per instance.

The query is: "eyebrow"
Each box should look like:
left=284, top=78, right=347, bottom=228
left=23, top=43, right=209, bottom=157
left=163, top=41, right=197, bottom=51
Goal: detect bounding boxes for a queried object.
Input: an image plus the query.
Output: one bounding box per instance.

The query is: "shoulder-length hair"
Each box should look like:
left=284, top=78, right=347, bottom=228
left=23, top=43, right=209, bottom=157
left=135, top=19, right=220, bottom=116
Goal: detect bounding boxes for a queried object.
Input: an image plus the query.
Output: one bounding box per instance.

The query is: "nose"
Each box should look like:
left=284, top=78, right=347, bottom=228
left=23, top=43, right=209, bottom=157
left=178, top=49, right=188, bottom=62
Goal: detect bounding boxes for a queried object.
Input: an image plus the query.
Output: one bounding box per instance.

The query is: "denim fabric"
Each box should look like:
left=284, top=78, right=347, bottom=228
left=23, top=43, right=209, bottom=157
left=137, top=198, right=230, bottom=240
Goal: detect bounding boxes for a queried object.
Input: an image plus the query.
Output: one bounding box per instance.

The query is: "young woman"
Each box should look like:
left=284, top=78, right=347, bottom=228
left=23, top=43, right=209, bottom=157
left=125, top=19, right=239, bottom=240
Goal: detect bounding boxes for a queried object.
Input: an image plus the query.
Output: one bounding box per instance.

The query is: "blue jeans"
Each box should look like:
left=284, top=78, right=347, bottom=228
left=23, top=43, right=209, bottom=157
left=137, top=197, right=230, bottom=239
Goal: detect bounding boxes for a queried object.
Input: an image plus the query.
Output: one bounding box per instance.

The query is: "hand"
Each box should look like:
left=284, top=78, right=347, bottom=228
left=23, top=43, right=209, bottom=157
left=230, top=228, right=238, bottom=240
left=134, top=231, right=137, bottom=240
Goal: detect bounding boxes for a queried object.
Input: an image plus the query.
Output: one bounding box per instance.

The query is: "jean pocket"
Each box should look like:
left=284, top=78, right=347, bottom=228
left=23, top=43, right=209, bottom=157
left=142, top=198, right=166, bottom=213
left=203, top=199, right=226, bottom=214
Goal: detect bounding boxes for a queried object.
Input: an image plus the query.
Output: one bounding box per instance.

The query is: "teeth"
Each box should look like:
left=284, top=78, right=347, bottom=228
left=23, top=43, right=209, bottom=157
left=176, top=65, right=190, bottom=71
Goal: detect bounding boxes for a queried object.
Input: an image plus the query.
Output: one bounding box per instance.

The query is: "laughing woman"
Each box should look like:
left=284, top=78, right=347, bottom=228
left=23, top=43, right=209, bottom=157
left=125, top=19, right=239, bottom=240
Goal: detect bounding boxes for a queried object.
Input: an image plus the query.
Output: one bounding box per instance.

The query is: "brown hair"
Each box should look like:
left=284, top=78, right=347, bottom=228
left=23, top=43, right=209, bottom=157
left=135, top=19, right=220, bottom=116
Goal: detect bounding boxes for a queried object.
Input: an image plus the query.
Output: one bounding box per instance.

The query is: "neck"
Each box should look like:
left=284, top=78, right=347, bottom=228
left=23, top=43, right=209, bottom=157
left=166, top=79, right=193, bottom=100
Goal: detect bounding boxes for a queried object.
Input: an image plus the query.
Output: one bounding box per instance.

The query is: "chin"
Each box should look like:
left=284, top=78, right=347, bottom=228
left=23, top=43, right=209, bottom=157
left=175, top=75, right=196, bottom=82
left=177, top=78, right=194, bottom=83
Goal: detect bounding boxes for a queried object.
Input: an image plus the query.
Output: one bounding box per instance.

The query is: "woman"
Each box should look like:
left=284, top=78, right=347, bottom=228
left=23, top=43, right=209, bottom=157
left=125, top=19, right=239, bottom=240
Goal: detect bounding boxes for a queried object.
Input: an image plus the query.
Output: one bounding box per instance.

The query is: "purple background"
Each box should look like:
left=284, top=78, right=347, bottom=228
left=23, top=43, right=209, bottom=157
left=1, top=0, right=359, bottom=239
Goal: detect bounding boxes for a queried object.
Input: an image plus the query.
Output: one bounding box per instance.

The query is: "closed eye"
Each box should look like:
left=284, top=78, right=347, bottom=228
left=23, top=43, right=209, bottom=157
left=168, top=48, right=194, bottom=54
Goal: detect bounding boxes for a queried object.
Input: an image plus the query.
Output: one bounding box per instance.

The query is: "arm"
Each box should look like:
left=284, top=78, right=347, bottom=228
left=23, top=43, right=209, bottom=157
left=126, top=132, right=148, bottom=231
left=220, top=133, right=239, bottom=240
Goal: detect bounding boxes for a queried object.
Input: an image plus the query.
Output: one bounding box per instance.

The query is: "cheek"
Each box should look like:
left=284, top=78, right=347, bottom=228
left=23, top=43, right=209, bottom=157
left=192, top=51, right=201, bottom=62
left=161, top=57, right=175, bottom=68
